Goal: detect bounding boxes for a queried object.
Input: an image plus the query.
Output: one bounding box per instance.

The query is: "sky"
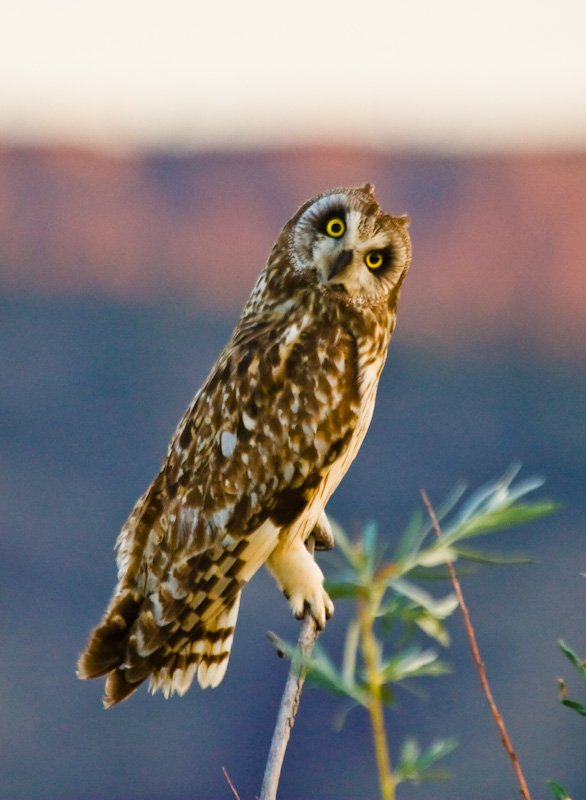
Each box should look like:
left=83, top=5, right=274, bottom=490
left=1, top=0, right=586, bottom=152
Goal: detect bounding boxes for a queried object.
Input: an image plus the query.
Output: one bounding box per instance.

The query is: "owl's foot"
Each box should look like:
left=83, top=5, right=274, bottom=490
left=266, top=536, right=334, bottom=630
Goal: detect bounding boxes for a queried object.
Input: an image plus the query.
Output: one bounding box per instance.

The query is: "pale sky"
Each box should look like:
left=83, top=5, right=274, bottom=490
left=1, top=0, right=585, bottom=152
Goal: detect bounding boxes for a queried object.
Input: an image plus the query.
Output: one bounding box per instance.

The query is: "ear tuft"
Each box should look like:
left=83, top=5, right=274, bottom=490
left=360, top=183, right=375, bottom=196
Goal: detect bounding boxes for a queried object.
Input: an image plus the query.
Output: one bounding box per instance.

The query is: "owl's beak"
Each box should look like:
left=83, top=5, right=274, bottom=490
left=327, top=249, right=353, bottom=282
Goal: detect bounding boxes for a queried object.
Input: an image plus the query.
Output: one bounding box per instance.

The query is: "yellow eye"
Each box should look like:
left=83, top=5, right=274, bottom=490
left=365, top=251, right=384, bottom=270
left=325, top=217, right=345, bottom=238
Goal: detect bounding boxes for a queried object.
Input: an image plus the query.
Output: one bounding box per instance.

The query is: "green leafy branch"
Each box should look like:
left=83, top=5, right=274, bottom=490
left=557, top=639, right=586, bottom=716
left=267, top=465, right=555, bottom=800
left=546, top=640, right=586, bottom=800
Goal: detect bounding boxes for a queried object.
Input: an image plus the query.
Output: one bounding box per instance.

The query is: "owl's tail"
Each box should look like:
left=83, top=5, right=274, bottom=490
left=77, top=588, right=242, bottom=707
left=76, top=587, right=142, bottom=687
left=148, top=591, right=241, bottom=697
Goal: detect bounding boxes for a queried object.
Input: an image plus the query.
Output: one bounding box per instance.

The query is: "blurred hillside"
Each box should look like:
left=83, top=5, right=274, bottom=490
left=1, top=145, right=585, bottom=800
left=1, top=145, right=585, bottom=357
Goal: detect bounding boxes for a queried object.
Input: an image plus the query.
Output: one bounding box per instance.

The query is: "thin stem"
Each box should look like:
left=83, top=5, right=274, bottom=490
left=359, top=597, right=395, bottom=800
left=421, top=489, right=533, bottom=800
left=221, top=767, right=241, bottom=800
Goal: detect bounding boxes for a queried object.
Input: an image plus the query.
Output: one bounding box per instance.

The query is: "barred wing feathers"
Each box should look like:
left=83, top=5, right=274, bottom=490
left=77, top=308, right=361, bottom=706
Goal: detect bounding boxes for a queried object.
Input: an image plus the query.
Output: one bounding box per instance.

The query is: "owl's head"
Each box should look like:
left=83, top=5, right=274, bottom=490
left=287, top=184, right=411, bottom=308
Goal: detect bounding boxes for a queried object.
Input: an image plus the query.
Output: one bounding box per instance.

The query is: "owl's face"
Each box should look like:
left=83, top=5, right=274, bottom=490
left=289, top=184, right=411, bottom=307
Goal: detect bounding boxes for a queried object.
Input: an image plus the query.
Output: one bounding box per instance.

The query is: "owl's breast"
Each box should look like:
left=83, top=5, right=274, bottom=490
left=270, top=314, right=390, bottom=548
left=320, top=335, right=388, bottom=495
left=155, top=303, right=391, bottom=560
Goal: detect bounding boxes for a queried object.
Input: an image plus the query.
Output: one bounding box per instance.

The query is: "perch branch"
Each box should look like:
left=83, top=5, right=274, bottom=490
left=260, top=536, right=319, bottom=800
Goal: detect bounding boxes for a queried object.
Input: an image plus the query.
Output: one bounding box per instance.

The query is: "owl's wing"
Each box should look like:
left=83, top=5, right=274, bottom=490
left=78, top=317, right=360, bottom=705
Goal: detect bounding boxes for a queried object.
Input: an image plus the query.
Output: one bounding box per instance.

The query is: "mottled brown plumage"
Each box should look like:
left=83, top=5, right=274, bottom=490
left=77, top=184, right=411, bottom=706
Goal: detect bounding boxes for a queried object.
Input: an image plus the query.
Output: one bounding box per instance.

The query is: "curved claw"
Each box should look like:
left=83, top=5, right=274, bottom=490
left=291, top=588, right=334, bottom=630
left=311, top=511, right=335, bottom=552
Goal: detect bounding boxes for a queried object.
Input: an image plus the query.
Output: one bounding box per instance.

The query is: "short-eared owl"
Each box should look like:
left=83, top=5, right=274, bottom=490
left=78, top=184, right=411, bottom=706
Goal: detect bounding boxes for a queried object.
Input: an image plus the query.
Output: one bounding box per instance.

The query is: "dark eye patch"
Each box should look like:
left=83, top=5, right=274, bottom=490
left=367, top=245, right=394, bottom=275
left=318, top=207, right=346, bottom=236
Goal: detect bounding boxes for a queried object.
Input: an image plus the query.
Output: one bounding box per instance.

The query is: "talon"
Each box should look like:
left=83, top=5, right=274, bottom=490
left=312, top=512, right=335, bottom=552
left=325, top=599, right=334, bottom=620
left=309, top=590, right=334, bottom=630
left=306, top=600, right=324, bottom=630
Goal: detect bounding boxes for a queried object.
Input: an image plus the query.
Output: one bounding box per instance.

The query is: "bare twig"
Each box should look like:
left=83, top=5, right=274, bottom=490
left=260, top=536, right=320, bottom=800
left=222, top=766, right=242, bottom=800
left=421, top=489, right=533, bottom=800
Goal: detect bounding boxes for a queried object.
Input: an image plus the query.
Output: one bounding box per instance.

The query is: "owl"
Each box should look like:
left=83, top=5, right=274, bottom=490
left=78, top=184, right=411, bottom=707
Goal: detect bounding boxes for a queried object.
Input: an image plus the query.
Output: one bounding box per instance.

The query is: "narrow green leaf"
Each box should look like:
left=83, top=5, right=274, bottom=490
left=451, top=478, right=511, bottom=526
left=419, top=736, right=458, bottom=767
left=395, top=736, right=457, bottom=784
left=561, top=699, right=586, bottom=715
left=559, top=639, right=586, bottom=687
left=450, top=463, right=522, bottom=525
left=414, top=612, right=452, bottom=647
left=433, top=482, right=469, bottom=520
left=267, top=635, right=360, bottom=700
left=396, top=483, right=467, bottom=565
left=399, top=736, right=420, bottom=767
left=547, top=779, right=571, bottom=800
left=392, top=578, right=458, bottom=619
left=330, top=520, right=358, bottom=566
left=297, top=642, right=370, bottom=707
left=309, top=664, right=368, bottom=706
left=324, top=579, right=367, bottom=600
left=395, top=510, right=425, bottom=562
left=497, top=475, right=545, bottom=504
left=446, top=501, right=557, bottom=541
left=416, top=543, right=459, bottom=567
left=362, top=520, right=379, bottom=576
left=559, top=639, right=581, bottom=667
left=455, top=547, right=534, bottom=565
left=411, top=768, right=452, bottom=782
left=381, top=648, right=451, bottom=682
left=331, top=699, right=361, bottom=732
left=342, top=619, right=360, bottom=687
left=407, top=565, right=475, bottom=581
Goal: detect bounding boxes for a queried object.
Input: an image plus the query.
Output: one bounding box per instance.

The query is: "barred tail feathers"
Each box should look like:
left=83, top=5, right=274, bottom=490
left=148, top=591, right=242, bottom=697
left=196, top=590, right=241, bottom=689
left=76, top=587, right=141, bottom=681
left=79, top=519, right=281, bottom=706
left=78, top=587, right=243, bottom=707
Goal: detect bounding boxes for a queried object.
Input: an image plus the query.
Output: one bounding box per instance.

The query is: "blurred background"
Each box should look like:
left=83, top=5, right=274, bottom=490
left=1, top=1, right=585, bottom=798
